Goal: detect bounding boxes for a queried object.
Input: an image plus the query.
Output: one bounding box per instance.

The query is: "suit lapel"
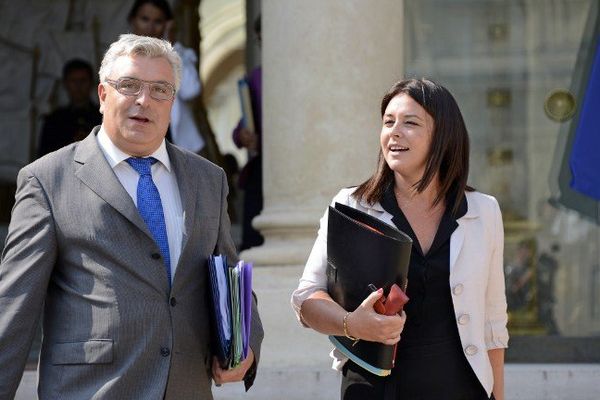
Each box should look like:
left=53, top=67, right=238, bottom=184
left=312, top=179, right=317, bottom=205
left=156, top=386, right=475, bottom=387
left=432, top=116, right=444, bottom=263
left=73, top=128, right=153, bottom=240
left=167, top=144, right=198, bottom=267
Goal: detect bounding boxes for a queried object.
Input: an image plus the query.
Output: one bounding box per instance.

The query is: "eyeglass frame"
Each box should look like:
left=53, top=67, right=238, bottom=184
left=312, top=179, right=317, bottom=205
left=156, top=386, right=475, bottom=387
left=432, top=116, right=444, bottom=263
left=104, top=77, right=176, bottom=101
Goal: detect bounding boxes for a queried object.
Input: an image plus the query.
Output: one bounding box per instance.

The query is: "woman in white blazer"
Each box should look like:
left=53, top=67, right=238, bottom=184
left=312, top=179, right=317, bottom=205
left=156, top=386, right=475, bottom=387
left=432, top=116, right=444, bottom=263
left=291, top=79, right=508, bottom=400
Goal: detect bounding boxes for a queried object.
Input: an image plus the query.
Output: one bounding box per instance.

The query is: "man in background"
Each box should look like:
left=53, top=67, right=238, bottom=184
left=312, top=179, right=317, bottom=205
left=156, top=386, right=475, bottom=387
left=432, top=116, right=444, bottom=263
left=38, top=58, right=102, bottom=157
left=232, top=15, right=263, bottom=251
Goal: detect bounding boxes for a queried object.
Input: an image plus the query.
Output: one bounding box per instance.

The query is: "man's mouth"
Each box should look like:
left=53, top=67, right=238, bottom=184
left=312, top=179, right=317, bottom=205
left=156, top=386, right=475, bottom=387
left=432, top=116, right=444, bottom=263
left=129, top=116, right=150, bottom=123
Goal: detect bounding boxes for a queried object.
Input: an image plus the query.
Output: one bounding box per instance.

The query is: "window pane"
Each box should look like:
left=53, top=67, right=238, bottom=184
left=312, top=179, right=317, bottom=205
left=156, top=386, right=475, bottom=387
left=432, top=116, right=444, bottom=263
left=404, top=0, right=600, bottom=361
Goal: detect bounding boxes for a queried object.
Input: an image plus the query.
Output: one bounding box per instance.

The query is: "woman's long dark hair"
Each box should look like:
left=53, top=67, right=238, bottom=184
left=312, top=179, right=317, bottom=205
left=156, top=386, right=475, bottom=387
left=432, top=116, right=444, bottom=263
left=353, top=78, right=473, bottom=216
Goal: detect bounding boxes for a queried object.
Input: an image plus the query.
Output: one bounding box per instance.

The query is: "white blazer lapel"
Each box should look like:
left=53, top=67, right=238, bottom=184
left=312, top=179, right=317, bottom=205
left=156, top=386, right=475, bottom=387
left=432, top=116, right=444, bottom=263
left=357, top=196, right=395, bottom=225
left=449, top=193, right=480, bottom=273
left=449, top=221, right=466, bottom=273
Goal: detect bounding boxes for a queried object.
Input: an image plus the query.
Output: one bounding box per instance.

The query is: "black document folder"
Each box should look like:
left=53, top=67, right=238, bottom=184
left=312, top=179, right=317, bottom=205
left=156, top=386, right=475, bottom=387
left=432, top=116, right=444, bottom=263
left=327, top=202, right=412, bottom=376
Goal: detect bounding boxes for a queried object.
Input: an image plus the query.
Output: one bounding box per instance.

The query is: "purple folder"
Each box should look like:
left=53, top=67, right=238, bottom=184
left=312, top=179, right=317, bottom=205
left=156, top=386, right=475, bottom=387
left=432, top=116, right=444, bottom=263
left=241, top=262, right=253, bottom=358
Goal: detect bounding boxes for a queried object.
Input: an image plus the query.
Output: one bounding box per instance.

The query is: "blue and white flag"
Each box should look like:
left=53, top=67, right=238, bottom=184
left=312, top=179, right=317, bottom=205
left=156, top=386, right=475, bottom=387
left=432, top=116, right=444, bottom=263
left=570, top=36, right=600, bottom=201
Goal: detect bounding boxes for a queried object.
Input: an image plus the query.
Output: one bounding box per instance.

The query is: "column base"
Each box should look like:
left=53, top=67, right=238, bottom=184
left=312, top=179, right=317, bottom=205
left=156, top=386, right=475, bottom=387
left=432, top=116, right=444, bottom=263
left=239, top=207, right=322, bottom=267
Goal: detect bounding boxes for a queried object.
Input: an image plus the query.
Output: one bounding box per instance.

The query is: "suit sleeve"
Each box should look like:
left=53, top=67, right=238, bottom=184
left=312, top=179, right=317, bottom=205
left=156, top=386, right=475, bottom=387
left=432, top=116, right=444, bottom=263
left=214, top=170, right=264, bottom=390
left=0, top=168, right=57, bottom=398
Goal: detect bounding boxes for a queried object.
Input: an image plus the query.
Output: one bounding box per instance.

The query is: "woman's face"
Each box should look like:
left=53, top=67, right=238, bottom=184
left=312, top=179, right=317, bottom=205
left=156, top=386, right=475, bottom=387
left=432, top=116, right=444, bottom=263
left=380, top=93, right=434, bottom=182
left=130, top=3, right=168, bottom=39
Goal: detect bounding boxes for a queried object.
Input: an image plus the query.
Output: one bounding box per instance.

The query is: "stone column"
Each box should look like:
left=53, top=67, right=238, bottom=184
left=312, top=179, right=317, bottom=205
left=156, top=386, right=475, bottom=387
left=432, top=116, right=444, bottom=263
left=242, top=0, right=404, bottom=267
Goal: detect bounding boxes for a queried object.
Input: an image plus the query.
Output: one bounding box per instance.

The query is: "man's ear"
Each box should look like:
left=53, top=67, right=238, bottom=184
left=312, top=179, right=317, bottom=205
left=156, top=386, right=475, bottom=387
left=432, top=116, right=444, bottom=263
left=98, top=82, right=106, bottom=114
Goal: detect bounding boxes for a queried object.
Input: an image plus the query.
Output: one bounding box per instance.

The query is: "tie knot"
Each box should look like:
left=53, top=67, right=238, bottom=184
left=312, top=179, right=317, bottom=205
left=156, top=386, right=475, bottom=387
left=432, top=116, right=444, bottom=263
left=126, top=157, right=158, bottom=176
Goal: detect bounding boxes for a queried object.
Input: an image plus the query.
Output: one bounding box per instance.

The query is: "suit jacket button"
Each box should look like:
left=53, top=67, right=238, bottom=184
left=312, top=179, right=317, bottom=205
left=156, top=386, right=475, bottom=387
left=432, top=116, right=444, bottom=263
left=458, top=313, right=470, bottom=325
left=452, top=284, right=464, bottom=295
left=151, top=253, right=161, bottom=260
left=160, top=347, right=170, bottom=357
left=464, top=345, right=478, bottom=356
left=170, top=297, right=177, bottom=307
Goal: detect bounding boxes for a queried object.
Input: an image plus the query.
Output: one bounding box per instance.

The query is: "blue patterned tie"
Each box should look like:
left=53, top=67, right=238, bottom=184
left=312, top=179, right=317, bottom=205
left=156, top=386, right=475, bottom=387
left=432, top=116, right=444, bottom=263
left=126, top=157, right=171, bottom=286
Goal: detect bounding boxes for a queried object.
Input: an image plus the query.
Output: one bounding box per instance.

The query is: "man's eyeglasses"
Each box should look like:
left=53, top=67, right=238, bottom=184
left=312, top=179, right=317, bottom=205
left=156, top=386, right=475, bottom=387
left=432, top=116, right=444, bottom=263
left=105, top=77, right=176, bottom=101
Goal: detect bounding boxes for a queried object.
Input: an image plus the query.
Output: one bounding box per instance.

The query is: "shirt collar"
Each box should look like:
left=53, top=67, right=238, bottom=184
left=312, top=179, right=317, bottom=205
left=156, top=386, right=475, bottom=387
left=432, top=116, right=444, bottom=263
left=379, top=183, right=467, bottom=257
left=378, top=183, right=469, bottom=220
left=97, top=125, right=172, bottom=172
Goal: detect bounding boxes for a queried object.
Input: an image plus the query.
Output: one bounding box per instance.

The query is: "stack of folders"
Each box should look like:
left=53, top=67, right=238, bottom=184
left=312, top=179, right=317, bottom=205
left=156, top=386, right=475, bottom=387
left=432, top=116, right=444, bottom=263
left=327, top=202, right=412, bottom=377
left=208, top=255, right=253, bottom=369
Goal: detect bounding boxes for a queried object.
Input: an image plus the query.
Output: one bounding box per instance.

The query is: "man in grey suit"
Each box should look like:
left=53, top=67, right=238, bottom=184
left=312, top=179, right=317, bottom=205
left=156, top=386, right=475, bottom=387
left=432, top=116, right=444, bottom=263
left=0, top=34, right=263, bottom=399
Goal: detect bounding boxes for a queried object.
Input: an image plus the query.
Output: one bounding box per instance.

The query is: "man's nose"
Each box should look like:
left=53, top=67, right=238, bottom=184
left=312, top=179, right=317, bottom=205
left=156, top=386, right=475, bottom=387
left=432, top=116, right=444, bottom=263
left=135, top=85, right=152, bottom=105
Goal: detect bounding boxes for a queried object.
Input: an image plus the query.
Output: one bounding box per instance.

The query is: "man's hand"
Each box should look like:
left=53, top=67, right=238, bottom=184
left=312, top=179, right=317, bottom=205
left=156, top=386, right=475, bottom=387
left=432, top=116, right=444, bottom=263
left=212, top=349, right=255, bottom=385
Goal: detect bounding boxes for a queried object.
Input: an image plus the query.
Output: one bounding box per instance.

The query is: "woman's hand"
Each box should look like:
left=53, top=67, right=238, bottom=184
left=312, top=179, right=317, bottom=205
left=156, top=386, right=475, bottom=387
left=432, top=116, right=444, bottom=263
left=346, top=289, right=406, bottom=345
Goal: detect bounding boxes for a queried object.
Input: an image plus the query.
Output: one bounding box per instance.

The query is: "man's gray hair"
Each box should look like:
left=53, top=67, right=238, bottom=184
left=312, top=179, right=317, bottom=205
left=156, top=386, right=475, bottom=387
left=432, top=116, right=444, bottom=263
left=99, top=34, right=182, bottom=90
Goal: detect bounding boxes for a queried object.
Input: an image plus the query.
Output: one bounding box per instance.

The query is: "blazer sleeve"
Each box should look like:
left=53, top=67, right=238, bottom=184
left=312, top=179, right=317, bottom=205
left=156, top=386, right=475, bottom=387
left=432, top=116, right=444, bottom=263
left=290, top=188, right=353, bottom=326
left=0, top=168, right=58, bottom=398
left=484, top=197, right=509, bottom=349
left=213, top=170, right=264, bottom=390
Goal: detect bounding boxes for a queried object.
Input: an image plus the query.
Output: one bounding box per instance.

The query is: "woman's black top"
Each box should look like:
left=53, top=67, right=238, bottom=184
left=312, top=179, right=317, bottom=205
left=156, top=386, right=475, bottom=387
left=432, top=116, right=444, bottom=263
left=341, top=186, right=491, bottom=400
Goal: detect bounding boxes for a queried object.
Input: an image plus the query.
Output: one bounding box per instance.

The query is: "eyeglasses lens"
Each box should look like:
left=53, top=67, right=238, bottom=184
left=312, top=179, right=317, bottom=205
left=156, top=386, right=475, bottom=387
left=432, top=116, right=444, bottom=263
left=115, top=78, right=173, bottom=101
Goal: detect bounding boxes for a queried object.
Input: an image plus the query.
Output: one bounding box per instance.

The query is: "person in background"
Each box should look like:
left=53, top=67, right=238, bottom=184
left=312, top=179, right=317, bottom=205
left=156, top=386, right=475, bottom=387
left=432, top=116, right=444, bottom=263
left=128, top=0, right=205, bottom=154
left=0, top=34, right=263, bottom=399
left=222, top=152, right=241, bottom=224
left=38, top=58, right=102, bottom=157
left=292, top=78, right=508, bottom=400
left=232, top=15, right=263, bottom=251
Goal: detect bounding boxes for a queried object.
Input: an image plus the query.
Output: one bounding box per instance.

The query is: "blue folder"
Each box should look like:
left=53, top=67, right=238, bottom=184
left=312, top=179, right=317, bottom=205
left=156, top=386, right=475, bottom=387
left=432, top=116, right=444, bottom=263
left=208, top=255, right=253, bottom=368
left=208, top=255, right=232, bottom=366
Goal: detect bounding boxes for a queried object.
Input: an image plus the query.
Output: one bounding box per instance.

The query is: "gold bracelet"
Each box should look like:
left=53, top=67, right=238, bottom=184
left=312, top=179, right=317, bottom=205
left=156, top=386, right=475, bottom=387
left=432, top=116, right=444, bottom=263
left=343, top=312, right=358, bottom=341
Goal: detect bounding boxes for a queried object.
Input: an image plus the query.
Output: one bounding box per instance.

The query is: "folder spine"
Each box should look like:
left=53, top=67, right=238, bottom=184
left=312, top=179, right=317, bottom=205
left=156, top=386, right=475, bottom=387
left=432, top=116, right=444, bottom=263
left=329, top=336, right=391, bottom=377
